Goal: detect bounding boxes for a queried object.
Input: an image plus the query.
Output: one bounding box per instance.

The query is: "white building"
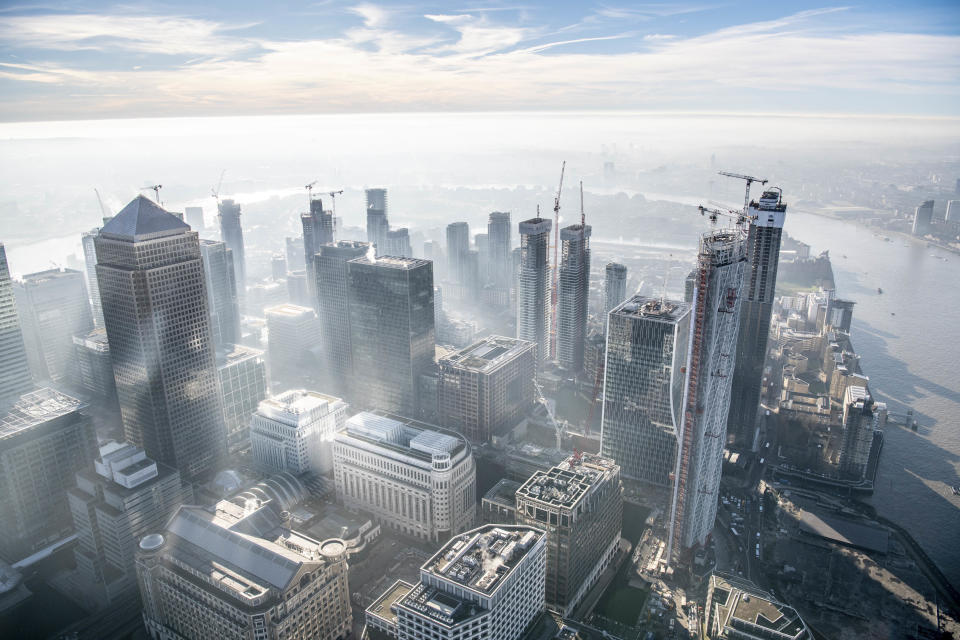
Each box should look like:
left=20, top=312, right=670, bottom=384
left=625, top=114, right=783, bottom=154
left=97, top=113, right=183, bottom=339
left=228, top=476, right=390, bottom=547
left=250, top=390, right=347, bottom=475
left=333, top=411, right=476, bottom=542
left=367, top=525, right=546, bottom=640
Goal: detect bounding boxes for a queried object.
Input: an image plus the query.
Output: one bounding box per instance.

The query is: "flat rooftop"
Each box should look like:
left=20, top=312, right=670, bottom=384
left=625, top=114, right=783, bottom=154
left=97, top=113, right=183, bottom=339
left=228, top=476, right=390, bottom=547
left=349, top=255, right=430, bottom=270
left=483, top=478, right=522, bottom=508
left=339, top=411, right=468, bottom=465
left=367, top=580, right=414, bottom=627
left=516, top=454, right=617, bottom=510
left=614, top=295, right=689, bottom=323
left=710, top=573, right=810, bottom=639
left=21, top=268, right=84, bottom=283
left=0, top=388, right=84, bottom=441
left=797, top=510, right=890, bottom=554
left=217, top=343, right=264, bottom=365
left=425, top=525, right=542, bottom=596
left=264, top=303, right=314, bottom=317
left=441, top=335, right=534, bottom=373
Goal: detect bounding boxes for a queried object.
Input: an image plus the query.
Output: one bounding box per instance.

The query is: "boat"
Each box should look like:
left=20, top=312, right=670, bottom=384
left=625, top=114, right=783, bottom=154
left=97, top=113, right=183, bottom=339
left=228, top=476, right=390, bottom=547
left=877, top=287, right=883, bottom=294
left=891, top=312, right=896, bottom=316
left=953, top=486, right=960, bottom=496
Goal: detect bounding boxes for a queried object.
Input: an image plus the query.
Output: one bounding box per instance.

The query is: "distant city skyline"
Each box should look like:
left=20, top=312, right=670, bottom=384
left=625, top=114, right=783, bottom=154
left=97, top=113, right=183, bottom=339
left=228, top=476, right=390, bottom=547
left=0, top=2, right=958, bottom=121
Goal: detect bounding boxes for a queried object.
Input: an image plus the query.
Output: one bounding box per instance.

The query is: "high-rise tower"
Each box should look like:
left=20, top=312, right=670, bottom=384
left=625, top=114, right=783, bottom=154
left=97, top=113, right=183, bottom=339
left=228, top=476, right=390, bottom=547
left=96, top=196, right=226, bottom=481
left=445, top=221, right=470, bottom=285
left=199, top=240, right=240, bottom=350
left=365, top=188, right=389, bottom=254
left=727, top=189, right=787, bottom=448
left=556, top=224, right=591, bottom=372
left=0, top=244, right=32, bottom=406
left=217, top=199, right=246, bottom=304
left=604, top=262, right=628, bottom=314
left=670, top=228, right=746, bottom=555
left=81, top=230, right=105, bottom=327
left=516, top=217, right=552, bottom=364
left=487, top=212, right=512, bottom=290
left=302, top=197, right=334, bottom=306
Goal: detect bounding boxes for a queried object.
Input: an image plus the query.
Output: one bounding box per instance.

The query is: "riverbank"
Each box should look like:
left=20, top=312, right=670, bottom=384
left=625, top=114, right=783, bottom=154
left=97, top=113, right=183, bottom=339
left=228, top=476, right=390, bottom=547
left=797, top=206, right=960, bottom=257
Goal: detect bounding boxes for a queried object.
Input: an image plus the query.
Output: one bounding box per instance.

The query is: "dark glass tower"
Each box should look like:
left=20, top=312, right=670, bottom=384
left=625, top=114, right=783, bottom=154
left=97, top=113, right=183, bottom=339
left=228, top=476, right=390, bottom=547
left=217, top=199, right=246, bottom=306
left=301, top=197, right=334, bottom=307
left=96, top=196, right=226, bottom=481
left=556, top=224, right=591, bottom=372
left=365, top=188, right=389, bottom=255
left=199, top=240, right=240, bottom=349
left=0, top=243, right=32, bottom=406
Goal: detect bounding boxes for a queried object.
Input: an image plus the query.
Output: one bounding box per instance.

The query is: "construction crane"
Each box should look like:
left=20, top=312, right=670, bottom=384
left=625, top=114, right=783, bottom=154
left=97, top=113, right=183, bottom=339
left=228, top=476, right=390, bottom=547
left=93, top=189, right=112, bottom=219
left=305, top=180, right=318, bottom=205
left=550, top=161, right=566, bottom=361
left=533, top=377, right=564, bottom=450
left=327, top=190, right=344, bottom=216
left=718, top=171, right=767, bottom=211
left=211, top=170, right=225, bottom=210
left=141, top=184, right=162, bottom=205
left=697, top=205, right=756, bottom=229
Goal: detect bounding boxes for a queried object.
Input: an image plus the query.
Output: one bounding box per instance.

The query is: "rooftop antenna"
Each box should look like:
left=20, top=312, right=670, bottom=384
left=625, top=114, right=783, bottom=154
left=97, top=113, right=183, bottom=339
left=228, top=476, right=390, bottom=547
left=717, top=171, right=767, bottom=211
left=141, top=184, right=162, bottom=206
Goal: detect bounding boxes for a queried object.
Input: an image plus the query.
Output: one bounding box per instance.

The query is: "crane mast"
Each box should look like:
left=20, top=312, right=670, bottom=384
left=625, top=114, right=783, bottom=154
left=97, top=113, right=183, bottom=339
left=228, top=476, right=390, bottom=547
left=717, top=171, right=767, bottom=211
left=550, top=161, right=565, bottom=361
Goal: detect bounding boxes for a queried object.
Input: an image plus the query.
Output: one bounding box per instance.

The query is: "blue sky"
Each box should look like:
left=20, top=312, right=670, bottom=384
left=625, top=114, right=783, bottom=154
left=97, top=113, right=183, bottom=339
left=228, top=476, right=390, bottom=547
left=0, top=1, right=958, bottom=121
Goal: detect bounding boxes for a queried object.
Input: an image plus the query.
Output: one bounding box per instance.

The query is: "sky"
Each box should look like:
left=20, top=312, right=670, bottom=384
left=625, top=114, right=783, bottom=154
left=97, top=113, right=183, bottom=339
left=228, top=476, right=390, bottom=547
left=0, top=1, right=958, bottom=121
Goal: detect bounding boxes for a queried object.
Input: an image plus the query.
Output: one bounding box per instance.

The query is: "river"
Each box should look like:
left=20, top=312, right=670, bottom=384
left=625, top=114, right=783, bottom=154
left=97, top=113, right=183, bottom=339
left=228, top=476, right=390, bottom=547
left=784, top=210, right=960, bottom=589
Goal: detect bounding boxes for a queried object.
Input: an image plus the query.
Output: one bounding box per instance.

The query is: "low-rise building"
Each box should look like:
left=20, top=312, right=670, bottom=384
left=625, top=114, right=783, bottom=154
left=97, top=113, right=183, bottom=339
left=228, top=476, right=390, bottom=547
left=250, top=390, right=347, bottom=475
left=704, top=572, right=812, bottom=639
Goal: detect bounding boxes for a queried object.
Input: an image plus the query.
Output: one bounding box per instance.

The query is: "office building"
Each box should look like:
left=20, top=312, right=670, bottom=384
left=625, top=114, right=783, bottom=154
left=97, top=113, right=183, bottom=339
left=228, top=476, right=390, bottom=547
left=137, top=499, right=352, bottom=640
left=481, top=478, right=521, bottom=525
left=488, top=211, right=513, bottom=291
left=446, top=221, right=470, bottom=285
left=347, top=256, right=434, bottom=416
left=265, top=303, right=322, bottom=389
left=333, top=411, right=475, bottom=542
left=827, top=298, right=855, bottom=333
left=302, top=197, right=335, bottom=306
left=69, top=442, right=192, bottom=605
left=839, top=386, right=876, bottom=481
left=217, top=198, right=247, bottom=300
left=0, top=388, right=95, bottom=561
left=14, top=268, right=93, bottom=383
left=604, top=262, right=628, bottom=314
left=366, top=525, right=546, bottom=640
left=184, top=206, right=204, bottom=230
left=314, top=241, right=369, bottom=396
left=946, top=200, right=960, bottom=223
left=0, top=244, right=32, bottom=408
left=96, top=195, right=226, bottom=481
left=705, top=573, right=812, bottom=640
left=727, top=189, right=787, bottom=448
left=73, top=328, right=117, bottom=402
left=217, top=345, right=268, bottom=454
left=384, top=228, right=413, bottom=258
left=251, top=390, right=347, bottom=475
left=438, top=335, right=536, bottom=443
left=912, top=199, right=934, bottom=236
left=600, top=296, right=690, bottom=487
left=286, top=269, right=309, bottom=306
left=271, top=254, right=287, bottom=281
left=199, top=239, right=241, bottom=349
left=366, top=188, right=389, bottom=254
left=515, top=454, right=621, bottom=616
left=670, top=229, right=746, bottom=554
left=81, top=230, right=105, bottom=327
left=556, top=224, right=591, bottom=372
left=516, top=217, right=552, bottom=364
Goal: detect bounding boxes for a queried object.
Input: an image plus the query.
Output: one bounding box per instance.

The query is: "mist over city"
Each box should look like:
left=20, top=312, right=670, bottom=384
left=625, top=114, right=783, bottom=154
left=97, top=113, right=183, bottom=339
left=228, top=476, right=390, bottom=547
left=0, top=2, right=958, bottom=640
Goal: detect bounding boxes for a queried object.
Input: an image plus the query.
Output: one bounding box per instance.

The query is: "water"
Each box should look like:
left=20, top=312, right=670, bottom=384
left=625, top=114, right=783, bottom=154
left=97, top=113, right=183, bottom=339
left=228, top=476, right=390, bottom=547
left=784, top=210, right=960, bottom=588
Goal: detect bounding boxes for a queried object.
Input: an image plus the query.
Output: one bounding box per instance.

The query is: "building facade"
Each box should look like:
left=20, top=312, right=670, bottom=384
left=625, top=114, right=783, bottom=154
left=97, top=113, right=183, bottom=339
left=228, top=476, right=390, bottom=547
left=332, top=411, right=476, bottom=542
left=838, top=386, right=876, bottom=481
left=516, top=217, right=552, bottom=364
left=217, top=199, right=247, bottom=302
left=73, top=328, right=117, bottom=402
left=556, top=224, right=591, bottom=372
left=199, top=239, right=241, bottom=349
left=437, top=335, right=536, bottom=443
left=265, top=304, right=322, bottom=389
left=515, top=454, right=622, bottom=616
left=912, top=199, right=934, bottom=236
left=600, top=296, right=690, bottom=487
left=0, top=243, right=32, bottom=407
left=217, top=345, right=268, bottom=454
left=250, top=390, right=347, bottom=475
left=604, top=262, right=627, bottom=314
left=705, top=573, right=812, bottom=640
left=487, top=212, right=512, bottom=291
left=445, top=222, right=470, bottom=286
left=366, top=188, right=389, bottom=254
left=302, top=197, right=335, bottom=306
left=81, top=230, right=105, bottom=328
left=96, top=196, right=226, bottom=481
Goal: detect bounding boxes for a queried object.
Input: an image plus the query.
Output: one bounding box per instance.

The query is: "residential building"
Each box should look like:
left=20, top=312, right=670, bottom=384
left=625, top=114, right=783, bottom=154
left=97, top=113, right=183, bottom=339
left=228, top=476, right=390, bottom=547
left=604, top=262, right=627, bottom=314
left=314, top=241, right=369, bottom=396
left=265, top=304, right=322, bottom=389
left=839, top=386, right=876, bottom=481
left=516, top=217, right=552, bottom=364
left=15, top=268, right=93, bottom=383
left=302, top=197, right=335, bottom=306
left=0, top=388, right=95, bottom=561
left=217, top=345, right=268, bottom=454
left=347, top=256, right=434, bottom=416
left=332, top=411, right=475, bottom=542
left=670, top=229, right=746, bottom=554
left=556, top=224, right=591, bottom=372
left=136, top=499, right=352, bottom=640
left=96, top=195, right=226, bottom=481
left=946, top=199, right=960, bottom=223
left=199, top=239, right=241, bottom=349
left=366, top=188, right=389, bottom=254
left=438, top=335, right=536, bottom=443
left=250, top=390, right=347, bottom=475
left=384, top=228, right=413, bottom=258
left=73, top=328, right=117, bottom=402
left=515, top=453, right=622, bottom=616
left=217, top=198, right=247, bottom=302
left=727, top=188, right=787, bottom=448
left=68, top=442, right=192, bottom=605
left=487, top=211, right=513, bottom=293
left=600, top=296, right=690, bottom=487
left=912, top=199, right=934, bottom=236
left=705, top=573, right=812, bottom=640
left=366, top=525, right=546, bottom=640
left=446, top=222, right=470, bottom=286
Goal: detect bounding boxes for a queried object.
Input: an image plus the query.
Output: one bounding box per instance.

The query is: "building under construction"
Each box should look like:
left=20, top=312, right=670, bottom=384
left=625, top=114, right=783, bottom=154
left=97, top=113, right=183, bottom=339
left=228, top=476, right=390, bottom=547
left=669, top=228, right=747, bottom=555
left=516, top=217, right=552, bottom=365
left=556, top=224, right=591, bottom=373
left=301, top=197, right=334, bottom=307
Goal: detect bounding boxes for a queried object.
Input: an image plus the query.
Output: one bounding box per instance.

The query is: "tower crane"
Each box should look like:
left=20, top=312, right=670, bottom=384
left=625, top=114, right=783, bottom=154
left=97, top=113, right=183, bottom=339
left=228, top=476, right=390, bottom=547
left=141, top=184, right=162, bottom=205
left=211, top=170, right=225, bottom=210
left=697, top=205, right=756, bottom=229
left=305, top=180, right=318, bottom=205
left=533, top=377, right=564, bottom=450
left=717, top=171, right=767, bottom=211
left=327, top=190, right=344, bottom=216
left=550, top=161, right=565, bottom=361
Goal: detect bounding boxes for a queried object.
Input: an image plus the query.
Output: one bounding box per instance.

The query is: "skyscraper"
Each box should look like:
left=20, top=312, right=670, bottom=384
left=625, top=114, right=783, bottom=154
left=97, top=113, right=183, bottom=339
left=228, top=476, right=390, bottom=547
left=670, top=229, right=746, bottom=554
left=488, top=211, right=512, bottom=290
left=184, top=206, right=204, bottom=230
left=726, top=189, right=787, bottom=448
left=946, top=199, right=960, bottom=223
left=199, top=239, right=240, bottom=349
left=347, top=256, right=435, bottom=416
left=0, top=243, right=32, bottom=406
left=446, top=221, right=470, bottom=285
left=839, top=386, right=876, bottom=481
left=314, top=241, right=370, bottom=396
left=216, top=345, right=267, bottom=454
left=264, top=303, right=322, bottom=389
left=302, top=197, right=335, bottom=306
left=604, top=262, right=628, bottom=314
left=556, top=224, right=591, bottom=372
left=384, top=227, right=413, bottom=257
left=96, top=195, right=226, bottom=481
left=81, top=230, right=105, bottom=327
left=366, top=188, right=389, bottom=253
left=600, top=296, right=690, bottom=487
left=516, top=217, right=552, bottom=364
left=912, top=199, right=934, bottom=236
left=217, top=198, right=246, bottom=303
left=14, top=268, right=93, bottom=383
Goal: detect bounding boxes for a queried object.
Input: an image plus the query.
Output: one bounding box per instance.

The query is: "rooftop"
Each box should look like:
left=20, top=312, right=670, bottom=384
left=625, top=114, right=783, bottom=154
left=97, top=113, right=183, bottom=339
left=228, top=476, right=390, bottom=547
left=349, top=255, right=430, bottom=270
left=440, top=335, right=535, bottom=374
left=339, top=411, right=468, bottom=465
left=264, top=303, right=315, bottom=318
left=614, top=295, right=689, bottom=323
left=367, top=580, right=415, bottom=627
left=0, top=388, right=85, bottom=441
left=20, top=268, right=84, bottom=284
left=256, top=390, right=345, bottom=426
left=73, top=327, right=110, bottom=351
left=483, top=478, right=522, bottom=508
left=516, top=453, right=618, bottom=510
left=424, top=525, right=542, bottom=596
left=709, top=573, right=811, bottom=640
left=216, top=343, right=264, bottom=366
left=100, top=195, right=190, bottom=242
left=519, top=217, right=552, bottom=234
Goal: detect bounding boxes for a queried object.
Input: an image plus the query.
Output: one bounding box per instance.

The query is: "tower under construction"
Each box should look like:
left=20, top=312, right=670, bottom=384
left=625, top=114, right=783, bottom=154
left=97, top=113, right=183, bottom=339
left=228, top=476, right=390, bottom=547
left=556, top=224, right=591, bottom=372
left=516, top=217, right=552, bottom=365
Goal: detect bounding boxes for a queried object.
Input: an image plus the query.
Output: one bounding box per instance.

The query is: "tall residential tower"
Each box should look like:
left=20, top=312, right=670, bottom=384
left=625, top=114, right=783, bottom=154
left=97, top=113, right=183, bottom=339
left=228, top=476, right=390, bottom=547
left=516, top=217, right=552, bottom=364
left=556, top=224, right=591, bottom=372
